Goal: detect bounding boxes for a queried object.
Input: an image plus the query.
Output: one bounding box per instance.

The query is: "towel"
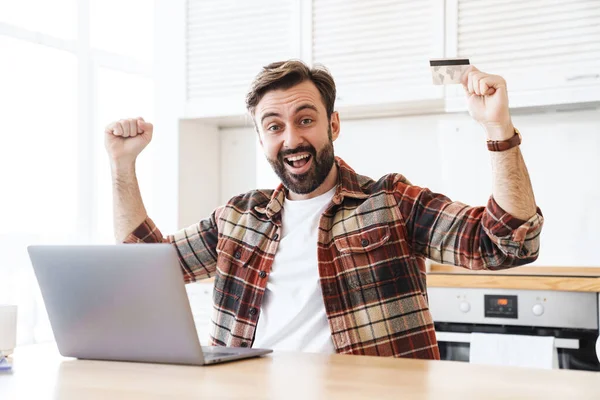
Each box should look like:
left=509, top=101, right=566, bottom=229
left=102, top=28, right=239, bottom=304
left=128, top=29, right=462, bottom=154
left=469, top=333, right=558, bottom=369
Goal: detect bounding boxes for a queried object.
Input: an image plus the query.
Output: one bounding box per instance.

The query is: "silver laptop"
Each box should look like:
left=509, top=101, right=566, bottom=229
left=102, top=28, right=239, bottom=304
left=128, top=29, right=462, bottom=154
left=28, top=244, right=272, bottom=365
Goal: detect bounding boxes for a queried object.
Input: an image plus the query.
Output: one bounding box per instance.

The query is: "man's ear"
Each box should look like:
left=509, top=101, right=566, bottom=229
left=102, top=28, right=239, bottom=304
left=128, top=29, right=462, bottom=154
left=330, top=111, right=341, bottom=142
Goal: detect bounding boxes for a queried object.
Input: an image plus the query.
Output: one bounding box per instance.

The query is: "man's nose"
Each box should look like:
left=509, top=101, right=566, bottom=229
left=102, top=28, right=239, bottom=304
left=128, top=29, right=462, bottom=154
left=283, top=125, right=303, bottom=150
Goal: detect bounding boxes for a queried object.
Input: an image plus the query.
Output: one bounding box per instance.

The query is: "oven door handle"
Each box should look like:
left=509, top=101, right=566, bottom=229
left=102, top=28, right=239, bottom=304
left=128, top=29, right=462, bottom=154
left=435, top=332, right=580, bottom=350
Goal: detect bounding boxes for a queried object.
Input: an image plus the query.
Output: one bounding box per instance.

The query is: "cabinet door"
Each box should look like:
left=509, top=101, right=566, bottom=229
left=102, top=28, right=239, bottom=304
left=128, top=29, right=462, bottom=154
left=312, top=0, right=445, bottom=115
left=186, top=0, right=298, bottom=118
left=446, top=0, right=600, bottom=110
left=186, top=282, right=214, bottom=345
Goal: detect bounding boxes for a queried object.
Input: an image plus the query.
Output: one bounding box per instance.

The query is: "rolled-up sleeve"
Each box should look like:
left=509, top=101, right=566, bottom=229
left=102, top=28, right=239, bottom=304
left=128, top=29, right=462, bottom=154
left=481, top=196, right=543, bottom=266
left=123, top=211, right=221, bottom=282
left=124, top=218, right=166, bottom=243
left=396, top=181, right=543, bottom=271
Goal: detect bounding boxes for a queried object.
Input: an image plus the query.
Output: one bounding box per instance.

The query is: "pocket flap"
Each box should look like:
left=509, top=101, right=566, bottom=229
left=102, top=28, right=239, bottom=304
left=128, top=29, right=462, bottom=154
left=333, top=225, right=390, bottom=254
left=217, top=238, right=254, bottom=266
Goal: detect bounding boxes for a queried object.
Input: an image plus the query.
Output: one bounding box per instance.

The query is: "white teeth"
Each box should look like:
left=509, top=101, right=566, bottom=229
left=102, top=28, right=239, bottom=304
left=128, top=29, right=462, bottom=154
left=286, top=154, right=310, bottom=162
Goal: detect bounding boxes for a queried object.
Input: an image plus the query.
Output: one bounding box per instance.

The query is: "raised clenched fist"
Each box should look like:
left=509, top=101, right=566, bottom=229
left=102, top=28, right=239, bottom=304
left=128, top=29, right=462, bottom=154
left=104, top=117, right=153, bottom=166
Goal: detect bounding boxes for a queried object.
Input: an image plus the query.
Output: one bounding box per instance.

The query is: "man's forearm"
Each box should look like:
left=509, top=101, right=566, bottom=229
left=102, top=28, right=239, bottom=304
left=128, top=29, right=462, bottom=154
left=489, top=144, right=537, bottom=221
left=111, top=162, right=148, bottom=242
left=459, top=67, right=538, bottom=223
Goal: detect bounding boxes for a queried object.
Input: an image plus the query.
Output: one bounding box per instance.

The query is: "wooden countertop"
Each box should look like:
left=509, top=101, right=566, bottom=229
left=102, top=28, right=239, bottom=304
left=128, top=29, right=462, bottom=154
left=201, top=265, right=600, bottom=292
left=427, top=264, right=600, bottom=292
left=1, top=344, right=599, bottom=400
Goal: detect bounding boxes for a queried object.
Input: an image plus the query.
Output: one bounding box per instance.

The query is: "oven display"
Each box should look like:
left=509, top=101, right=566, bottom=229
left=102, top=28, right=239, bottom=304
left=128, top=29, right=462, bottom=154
left=484, top=295, right=518, bottom=319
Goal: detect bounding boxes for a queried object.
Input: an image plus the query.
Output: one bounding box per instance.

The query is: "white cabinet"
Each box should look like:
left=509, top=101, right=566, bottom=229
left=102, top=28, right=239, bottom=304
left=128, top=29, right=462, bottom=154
left=445, top=0, right=600, bottom=111
left=183, top=0, right=600, bottom=120
left=185, top=0, right=299, bottom=119
left=311, top=0, right=446, bottom=117
left=184, top=0, right=446, bottom=120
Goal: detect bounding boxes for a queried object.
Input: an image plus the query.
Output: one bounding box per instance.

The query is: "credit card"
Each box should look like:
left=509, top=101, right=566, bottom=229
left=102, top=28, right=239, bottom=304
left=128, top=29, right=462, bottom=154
left=429, top=58, right=470, bottom=85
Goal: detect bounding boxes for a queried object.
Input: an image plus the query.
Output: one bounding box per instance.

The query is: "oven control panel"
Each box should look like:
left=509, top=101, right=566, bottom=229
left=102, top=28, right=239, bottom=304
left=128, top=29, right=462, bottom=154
left=484, top=294, right=518, bottom=319
left=427, top=288, right=599, bottom=330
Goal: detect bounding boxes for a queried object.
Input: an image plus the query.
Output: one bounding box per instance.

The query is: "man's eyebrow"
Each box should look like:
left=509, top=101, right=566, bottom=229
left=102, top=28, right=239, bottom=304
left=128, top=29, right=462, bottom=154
left=294, top=104, right=318, bottom=114
left=260, top=112, right=281, bottom=124
left=260, top=104, right=318, bottom=124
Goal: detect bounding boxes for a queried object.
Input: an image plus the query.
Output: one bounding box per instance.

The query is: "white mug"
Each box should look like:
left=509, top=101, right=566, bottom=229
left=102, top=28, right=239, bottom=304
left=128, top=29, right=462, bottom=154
left=0, top=305, right=17, bottom=356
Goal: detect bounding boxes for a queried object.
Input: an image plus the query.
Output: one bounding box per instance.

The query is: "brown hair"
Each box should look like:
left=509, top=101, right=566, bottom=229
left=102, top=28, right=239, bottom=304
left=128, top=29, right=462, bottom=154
left=245, top=60, right=336, bottom=120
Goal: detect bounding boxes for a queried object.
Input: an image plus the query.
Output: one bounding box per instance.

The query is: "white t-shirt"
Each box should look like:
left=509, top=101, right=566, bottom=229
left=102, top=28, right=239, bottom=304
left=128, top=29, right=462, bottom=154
left=252, top=186, right=337, bottom=354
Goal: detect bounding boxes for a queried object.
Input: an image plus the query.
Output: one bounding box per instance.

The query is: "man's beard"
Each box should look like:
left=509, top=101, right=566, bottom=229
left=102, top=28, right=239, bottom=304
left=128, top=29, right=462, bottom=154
left=267, top=129, right=335, bottom=195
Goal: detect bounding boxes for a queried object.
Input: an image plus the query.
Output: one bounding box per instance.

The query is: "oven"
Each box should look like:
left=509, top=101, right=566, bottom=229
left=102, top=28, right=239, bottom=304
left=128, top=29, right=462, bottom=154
left=428, top=288, right=600, bottom=371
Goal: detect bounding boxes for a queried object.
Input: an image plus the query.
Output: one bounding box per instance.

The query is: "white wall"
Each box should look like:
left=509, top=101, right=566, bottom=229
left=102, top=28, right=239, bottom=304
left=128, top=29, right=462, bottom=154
left=176, top=124, right=258, bottom=228
left=219, top=106, right=600, bottom=266
left=219, top=127, right=258, bottom=202
left=178, top=121, right=221, bottom=229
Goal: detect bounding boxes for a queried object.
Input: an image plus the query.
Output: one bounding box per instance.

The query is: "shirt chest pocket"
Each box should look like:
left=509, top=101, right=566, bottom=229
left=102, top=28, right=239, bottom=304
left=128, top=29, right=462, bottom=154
left=333, top=225, right=400, bottom=290
left=216, top=238, right=255, bottom=276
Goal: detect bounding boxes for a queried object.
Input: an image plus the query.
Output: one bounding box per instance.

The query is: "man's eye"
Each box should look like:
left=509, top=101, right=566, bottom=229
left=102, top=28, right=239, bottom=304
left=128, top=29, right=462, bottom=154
left=267, top=125, right=280, bottom=132
left=300, top=118, right=312, bottom=125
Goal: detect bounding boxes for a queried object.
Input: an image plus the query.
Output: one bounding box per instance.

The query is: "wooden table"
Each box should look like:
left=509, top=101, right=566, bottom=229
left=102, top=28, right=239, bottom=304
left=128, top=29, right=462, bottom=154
left=1, top=344, right=599, bottom=399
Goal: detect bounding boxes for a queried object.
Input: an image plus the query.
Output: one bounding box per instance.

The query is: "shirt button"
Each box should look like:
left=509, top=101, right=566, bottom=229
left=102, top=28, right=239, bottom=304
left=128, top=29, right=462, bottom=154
left=259, top=271, right=267, bottom=278
left=249, top=307, right=258, bottom=316
left=234, top=250, right=242, bottom=259
left=240, top=342, right=248, bottom=348
left=361, top=238, right=370, bottom=247
left=273, top=233, right=279, bottom=240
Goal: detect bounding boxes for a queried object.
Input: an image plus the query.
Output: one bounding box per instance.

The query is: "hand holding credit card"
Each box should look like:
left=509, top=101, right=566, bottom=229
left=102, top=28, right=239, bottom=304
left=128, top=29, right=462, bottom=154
left=429, top=58, right=470, bottom=85
left=431, top=59, right=513, bottom=140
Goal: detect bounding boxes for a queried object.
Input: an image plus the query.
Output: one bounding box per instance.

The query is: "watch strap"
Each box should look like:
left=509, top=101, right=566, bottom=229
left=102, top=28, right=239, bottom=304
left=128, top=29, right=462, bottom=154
left=487, top=128, right=521, bottom=152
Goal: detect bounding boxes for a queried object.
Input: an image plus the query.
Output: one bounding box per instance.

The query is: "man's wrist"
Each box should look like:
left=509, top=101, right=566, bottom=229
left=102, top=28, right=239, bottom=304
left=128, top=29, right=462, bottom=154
left=487, top=127, right=521, bottom=152
left=110, top=160, right=136, bottom=177
left=484, top=122, right=515, bottom=141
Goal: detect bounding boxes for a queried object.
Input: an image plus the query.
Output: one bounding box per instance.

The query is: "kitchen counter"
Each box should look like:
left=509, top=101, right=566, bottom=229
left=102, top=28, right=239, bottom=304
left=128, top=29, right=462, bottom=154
left=1, top=344, right=599, bottom=400
left=427, top=264, right=600, bottom=292
left=203, top=265, right=600, bottom=291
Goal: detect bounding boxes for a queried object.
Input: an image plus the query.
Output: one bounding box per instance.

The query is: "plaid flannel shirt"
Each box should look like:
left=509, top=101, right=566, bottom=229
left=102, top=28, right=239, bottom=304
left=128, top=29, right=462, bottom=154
left=125, top=157, right=543, bottom=359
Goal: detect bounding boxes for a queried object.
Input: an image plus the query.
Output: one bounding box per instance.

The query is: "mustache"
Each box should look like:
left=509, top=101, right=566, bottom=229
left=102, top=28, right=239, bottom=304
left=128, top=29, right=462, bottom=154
left=278, top=144, right=317, bottom=161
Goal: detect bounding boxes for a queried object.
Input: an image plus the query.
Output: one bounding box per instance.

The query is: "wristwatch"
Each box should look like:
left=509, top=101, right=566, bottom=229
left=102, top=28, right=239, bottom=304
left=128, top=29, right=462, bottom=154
left=487, top=127, right=521, bottom=152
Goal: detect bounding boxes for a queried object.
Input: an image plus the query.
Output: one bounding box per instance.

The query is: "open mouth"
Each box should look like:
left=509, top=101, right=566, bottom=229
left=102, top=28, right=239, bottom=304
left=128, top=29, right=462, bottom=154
left=283, top=153, right=313, bottom=174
